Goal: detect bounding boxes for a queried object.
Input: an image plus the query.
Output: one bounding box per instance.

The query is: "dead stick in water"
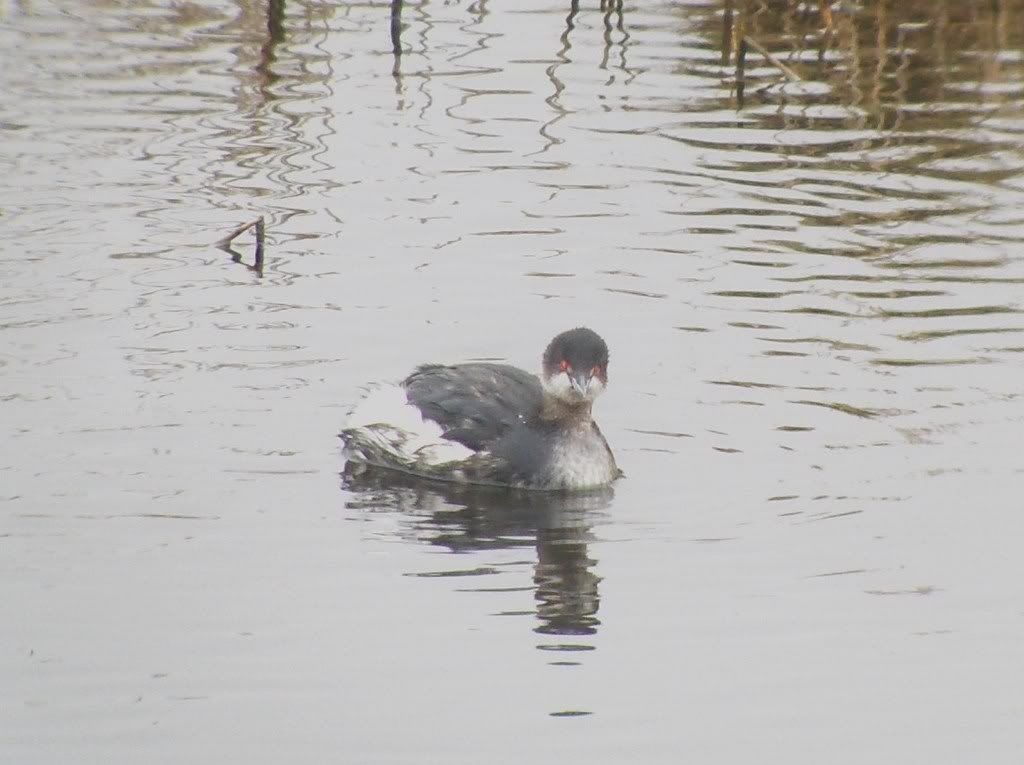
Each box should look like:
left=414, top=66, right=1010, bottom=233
left=253, top=217, right=264, bottom=272
left=742, top=35, right=802, bottom=82
left=218, top=216, right=265, bottom=275
left=219, top=217, right=262, bottom=247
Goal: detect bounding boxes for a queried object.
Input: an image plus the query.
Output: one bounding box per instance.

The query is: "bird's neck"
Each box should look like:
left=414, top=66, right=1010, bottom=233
left=540, top=395, right=593, bottom=429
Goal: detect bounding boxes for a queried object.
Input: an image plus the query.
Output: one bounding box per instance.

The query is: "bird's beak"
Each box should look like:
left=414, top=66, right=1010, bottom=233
left=569, top=370, right=592, bottom=397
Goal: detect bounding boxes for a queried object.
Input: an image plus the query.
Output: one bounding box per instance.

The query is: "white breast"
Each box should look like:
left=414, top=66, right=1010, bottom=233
left=547, top=428, right=615, bottom=490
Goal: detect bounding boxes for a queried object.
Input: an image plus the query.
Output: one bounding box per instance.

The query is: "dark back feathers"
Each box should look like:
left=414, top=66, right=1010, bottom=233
left=404, top=362, right=543, bottom=451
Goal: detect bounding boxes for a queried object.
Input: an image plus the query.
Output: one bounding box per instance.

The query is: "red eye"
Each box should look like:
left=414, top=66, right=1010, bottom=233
left=559, top=359, right=570, bottom=372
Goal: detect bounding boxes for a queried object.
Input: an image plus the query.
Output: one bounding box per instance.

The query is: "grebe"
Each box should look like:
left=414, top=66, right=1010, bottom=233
left=340, top=327, right=620, bottom=491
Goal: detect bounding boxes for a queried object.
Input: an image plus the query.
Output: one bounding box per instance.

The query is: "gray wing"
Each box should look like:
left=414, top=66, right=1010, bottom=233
left=404, top=362, right=543, bottom=452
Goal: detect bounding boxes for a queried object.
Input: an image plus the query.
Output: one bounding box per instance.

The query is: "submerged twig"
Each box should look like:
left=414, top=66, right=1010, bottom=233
left=743, top=35, right=803, bottom=82
left=218, top=216, right=265, bottom=277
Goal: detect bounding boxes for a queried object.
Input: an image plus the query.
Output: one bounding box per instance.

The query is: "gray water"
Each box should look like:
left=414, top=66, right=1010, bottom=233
left=3, top=1, right=1024, bottom=762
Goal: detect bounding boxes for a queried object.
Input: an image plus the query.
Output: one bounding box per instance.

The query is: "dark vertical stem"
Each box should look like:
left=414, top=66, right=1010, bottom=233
left=736, top=36, right=747, bottom=109
left=564, top=0, right=580, bottom=47
left=390, top=0, right=404, bottom=58
left=254, top=217, right=265, bottom=276
left=600, top=0, right=614, bottom=70
left=267, top=0, right=286, bottom=44
left=734, top=0, right=748, bottom=110
left=256, top=0, right=286, bottom=87
left=722, top=0, right=734, bottom=66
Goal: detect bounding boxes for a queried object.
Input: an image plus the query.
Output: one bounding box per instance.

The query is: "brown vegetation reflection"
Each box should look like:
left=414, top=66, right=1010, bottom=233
left=722, top=0, right=1024, bottom=124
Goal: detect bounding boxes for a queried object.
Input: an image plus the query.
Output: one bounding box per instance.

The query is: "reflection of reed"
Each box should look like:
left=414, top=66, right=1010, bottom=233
left=343, top=466, right=608, bottom=638
left=533, top=1, right=580, bottom=155
left=390, top=0, right=404, bottom=83
left=723, top=0, right=1022, bottom=126
left=198, top=0, right=335, bottom=252
left=599, top=0, right=633, bottom=80
left=255, top=0, right=287, bottom=92
left=534, top=0, right=635, bottom=151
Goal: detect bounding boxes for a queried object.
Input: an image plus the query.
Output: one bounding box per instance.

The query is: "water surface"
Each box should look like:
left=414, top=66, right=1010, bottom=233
left=2, top=1, right=1024, bottom=762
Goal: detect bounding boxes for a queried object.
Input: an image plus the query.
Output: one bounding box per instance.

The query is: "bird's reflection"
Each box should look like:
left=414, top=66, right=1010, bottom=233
left=343, top=465, right=610, bottom=638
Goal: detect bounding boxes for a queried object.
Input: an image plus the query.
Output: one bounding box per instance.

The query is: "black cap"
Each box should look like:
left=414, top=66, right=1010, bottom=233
left=542, top=327, right=609, bottom=379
